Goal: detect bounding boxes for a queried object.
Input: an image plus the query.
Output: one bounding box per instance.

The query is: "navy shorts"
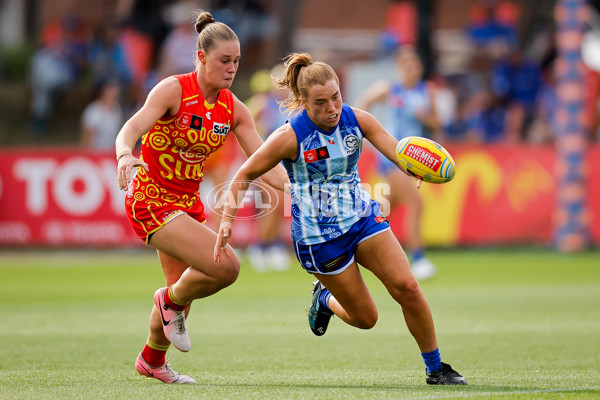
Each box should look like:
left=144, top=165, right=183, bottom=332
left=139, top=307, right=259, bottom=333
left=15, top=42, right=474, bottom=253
left=293, top=201, right=391, bottom=275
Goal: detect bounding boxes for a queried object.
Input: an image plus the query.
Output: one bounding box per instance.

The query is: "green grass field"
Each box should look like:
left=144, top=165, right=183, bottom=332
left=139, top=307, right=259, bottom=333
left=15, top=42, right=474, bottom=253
left=1, top=248, right=599, bottom=399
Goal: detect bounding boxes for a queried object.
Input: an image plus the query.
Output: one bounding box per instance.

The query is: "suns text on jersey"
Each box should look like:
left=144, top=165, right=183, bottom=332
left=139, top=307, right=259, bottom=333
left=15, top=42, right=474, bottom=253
left=159, top=153, right=203, bottom=180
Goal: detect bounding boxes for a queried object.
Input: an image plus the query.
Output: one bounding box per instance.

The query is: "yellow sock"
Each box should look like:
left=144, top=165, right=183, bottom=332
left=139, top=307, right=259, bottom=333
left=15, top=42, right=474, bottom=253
left=146, top=337, right=170, bottom=352
left=168, top=285, right=188, bottom=306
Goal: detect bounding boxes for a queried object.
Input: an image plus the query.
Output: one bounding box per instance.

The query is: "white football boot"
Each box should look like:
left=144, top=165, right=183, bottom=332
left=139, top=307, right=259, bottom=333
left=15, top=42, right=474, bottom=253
left=154, top=288, right=190, bottom=352
left=411, top=257, right=437, bottom=281
left=135, top=353, right=196, bottom=384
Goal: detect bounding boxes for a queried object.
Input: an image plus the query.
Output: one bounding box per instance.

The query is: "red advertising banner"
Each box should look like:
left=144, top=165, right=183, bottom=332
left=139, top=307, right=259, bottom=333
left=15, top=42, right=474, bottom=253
left=0, top=145, right=599, bottom=247
left=0, top=148, right=141, bottom=246
left=359, top=144, right=600, bottom=247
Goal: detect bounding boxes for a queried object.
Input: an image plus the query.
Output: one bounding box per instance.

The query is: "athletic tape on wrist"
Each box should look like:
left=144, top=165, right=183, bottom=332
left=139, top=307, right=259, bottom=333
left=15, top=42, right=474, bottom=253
left=116, top=150, right=132, bottom=161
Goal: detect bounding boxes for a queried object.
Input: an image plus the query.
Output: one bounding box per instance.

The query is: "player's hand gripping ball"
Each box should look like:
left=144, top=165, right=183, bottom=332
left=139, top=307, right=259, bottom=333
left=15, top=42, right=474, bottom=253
left=395, top=136, right=455, bottom=183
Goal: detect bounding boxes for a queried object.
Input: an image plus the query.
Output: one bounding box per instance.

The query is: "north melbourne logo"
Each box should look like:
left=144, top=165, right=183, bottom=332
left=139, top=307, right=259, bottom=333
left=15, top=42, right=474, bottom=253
left=344, top=135, right=359, bottom=150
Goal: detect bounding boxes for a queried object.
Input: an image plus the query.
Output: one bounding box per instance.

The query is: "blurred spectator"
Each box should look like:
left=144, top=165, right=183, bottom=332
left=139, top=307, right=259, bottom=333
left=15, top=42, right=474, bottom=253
left=355, top=47, right=441, bottom=280
left=212, top=0, right=276, bottom=46
left=116, top=0, right=171, bottom=96
left=491, top=51, right=542, bottom=110
left=463, top=90, right=511, bottom=143
left=378, top=0, right=417, bottom=55
left=211, top=0, right=277, bottom=69
left=436, top=72, right=481, bottom=142
left=118, top=22, right=155, bottom=109
left=466, top=0, right=521, bottom=49
left=527, top=49, right=557, bottom=144
left=431, top=75, right=458, bottom=136
left=157, top=1, right=205, bottom=78
left=118, top=0, right=170, bottom=51
left=246, top=64, right=289, bottom=139
left=489, top=50, right=543, bottom=141
left=245, top=64, right=291, bottom=272
left=87, top=18, right=132, bottom=90
left=79, top=79, right=123, bottom=149
left=29, top=16, right=87, bottom=136
left=358, top=47, right=442, bottom=140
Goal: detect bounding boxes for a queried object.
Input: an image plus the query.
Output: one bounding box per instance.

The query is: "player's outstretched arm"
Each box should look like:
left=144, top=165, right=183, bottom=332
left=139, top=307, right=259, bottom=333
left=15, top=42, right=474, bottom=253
left=214, top=126, right=297, bottom=262
left=353, top=107, right=423, bottom=188
left=231, top=96, right=289, bottom=192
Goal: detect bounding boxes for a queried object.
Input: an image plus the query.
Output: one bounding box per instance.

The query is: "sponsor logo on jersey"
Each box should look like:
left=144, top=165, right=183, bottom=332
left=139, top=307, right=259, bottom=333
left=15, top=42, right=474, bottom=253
left=375, top=215, right=386, bottom=223
left=403, top=144, right=442, bottom=171
left=185, top=99, right=198, bottom=106
left=212, top=122, right=230, bottom=136
left=303, top=146, right=330, bottom=163
left=206, top=111, right=212, bottom=120
left=180, top=112, right=203, bottom=131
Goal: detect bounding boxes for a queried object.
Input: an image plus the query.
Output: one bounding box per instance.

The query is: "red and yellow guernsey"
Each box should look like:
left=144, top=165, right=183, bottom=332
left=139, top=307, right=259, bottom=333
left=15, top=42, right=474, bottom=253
left=126, top=71, right=234, bottom=241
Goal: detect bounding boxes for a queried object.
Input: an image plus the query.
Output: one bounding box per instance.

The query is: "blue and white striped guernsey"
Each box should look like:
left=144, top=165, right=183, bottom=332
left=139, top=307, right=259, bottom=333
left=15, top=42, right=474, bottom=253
left=386, top=81, right=432, bottom=139
left=283, top=103, right=372, bottom=245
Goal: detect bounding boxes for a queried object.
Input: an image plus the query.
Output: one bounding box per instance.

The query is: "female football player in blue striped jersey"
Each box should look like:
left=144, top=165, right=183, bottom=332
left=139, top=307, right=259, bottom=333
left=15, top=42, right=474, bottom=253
left=214, top=53, right=466, bottom=385
left=357, top=47, right=441, bottom=281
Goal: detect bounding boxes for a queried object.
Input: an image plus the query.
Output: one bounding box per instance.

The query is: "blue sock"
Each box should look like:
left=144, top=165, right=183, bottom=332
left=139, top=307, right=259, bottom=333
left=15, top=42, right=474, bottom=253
left=319, top=289, right=332, bottom=311
left=412, top=248, right=425, bottom=262
left=421, top=348, right=441, bottom=373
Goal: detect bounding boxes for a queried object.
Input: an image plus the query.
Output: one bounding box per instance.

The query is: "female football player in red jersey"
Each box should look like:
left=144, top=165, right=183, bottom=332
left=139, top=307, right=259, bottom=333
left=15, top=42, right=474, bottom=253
left=115, top=10, right=287, bottom=383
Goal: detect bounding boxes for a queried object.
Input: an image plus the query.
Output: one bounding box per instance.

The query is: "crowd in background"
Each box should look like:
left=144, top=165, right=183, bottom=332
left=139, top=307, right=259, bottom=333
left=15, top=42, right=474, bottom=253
left=19, top=0, right=600, bottom=149
left=377, top=0, right=599, bottom=145
left=436, top=0, right=563, bottom=145
left=1, top=0, right=596, bottom=265
left=26, top=0, right=276, bottom=146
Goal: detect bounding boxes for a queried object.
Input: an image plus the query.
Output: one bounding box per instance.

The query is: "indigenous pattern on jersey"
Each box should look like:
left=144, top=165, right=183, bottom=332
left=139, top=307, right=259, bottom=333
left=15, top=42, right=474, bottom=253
left=386, top=81, right=432, bottom=139
left=283, top=103, right=371, bottom=245
left=126, top=71, right=234, bottom=241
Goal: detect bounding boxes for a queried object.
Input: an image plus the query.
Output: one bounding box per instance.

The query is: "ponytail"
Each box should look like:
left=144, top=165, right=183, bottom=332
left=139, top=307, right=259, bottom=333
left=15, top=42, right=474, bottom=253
left=275, top=53, right=339, bottom=114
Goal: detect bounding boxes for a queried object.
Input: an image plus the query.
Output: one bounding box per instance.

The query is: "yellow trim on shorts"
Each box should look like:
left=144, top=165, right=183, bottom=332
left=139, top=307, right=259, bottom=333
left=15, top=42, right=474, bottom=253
left=131, top=200, right=150, bottom=243
left=145, top=209, right=186, bottom=244
left=148, top=207, right=162, bottom=227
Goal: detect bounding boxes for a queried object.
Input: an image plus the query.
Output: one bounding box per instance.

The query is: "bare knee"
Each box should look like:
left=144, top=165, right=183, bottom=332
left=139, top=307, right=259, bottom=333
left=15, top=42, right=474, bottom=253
left=389, top=278, right=424, bottom=305
left=214, top=257, right=240, bottom=289
left=223, top=258, right=241, bottom=285
left=353, top=309, right=378, bottom=330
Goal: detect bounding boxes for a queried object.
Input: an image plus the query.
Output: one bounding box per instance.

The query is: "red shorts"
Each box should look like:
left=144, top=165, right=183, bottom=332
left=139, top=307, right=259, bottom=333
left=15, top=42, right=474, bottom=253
left=125, top=194, right=206, bottom=243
